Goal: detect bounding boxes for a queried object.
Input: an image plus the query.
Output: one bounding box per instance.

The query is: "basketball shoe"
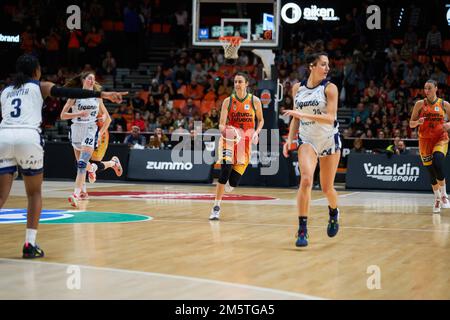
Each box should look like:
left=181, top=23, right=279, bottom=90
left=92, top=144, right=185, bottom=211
left=441, top=194, right=450, bottom=209
left=22, top=242, right=44, bottom=259
left=79, top=191, right=89, bottom=200
left=433, top=197, right=441, bottom=213
left=327, top=207, right=340, bottom=237
left=88, top=163, right=97, bottom=183
left=111, top=156, right=123, bottom=177
left=296, top=228, right=309, bottom=247
left=68, top=193, right=80, bottom=208
left=209, top=206, right=221, bottom=220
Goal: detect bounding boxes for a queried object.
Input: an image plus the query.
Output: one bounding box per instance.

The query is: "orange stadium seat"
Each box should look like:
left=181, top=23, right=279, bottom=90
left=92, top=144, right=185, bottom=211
left=151, top=24, right=162, bottom=33
left=442, top=56, right=450, bottom=70
left=114, top=21, right=124, bottom=31
left=138, top=90, right=149, bottom=104
left=443, top=40, right=450, bottom=52
left=102, top=20, right=114, bottom=31
left=172, top=99, right=187, bottom=110
left=200, top=100, right=215, bottom=115
left=162, top=24, right=171, bottom=33
left=417, top=55, right=428, bottom=64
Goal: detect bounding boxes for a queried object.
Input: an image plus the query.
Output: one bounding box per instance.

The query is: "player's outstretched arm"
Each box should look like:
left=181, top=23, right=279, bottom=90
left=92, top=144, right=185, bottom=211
left=40, top=81, right=128, bottom=103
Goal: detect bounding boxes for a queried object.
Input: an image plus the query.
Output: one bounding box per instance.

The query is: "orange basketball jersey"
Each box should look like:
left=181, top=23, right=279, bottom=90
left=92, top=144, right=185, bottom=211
left=418, top=98, right=448, bottom=140
left=227, top=92, right=256, bottom=132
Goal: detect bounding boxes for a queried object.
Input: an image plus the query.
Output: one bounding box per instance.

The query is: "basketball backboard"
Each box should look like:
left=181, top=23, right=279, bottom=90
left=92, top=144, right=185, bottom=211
left=192, top=0, right=281, bottom=48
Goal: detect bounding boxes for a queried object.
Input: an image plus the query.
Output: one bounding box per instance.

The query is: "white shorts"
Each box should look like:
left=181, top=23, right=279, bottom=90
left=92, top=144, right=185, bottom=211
left=70, top=122, right=99, bottom=150
left=0, top=128, right=44, bottom=175
left=298, top=132, right=342, bottom=157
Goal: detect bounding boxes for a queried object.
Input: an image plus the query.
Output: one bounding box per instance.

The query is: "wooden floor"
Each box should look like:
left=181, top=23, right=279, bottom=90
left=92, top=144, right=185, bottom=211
left=1, top=180, right=450, bottom=299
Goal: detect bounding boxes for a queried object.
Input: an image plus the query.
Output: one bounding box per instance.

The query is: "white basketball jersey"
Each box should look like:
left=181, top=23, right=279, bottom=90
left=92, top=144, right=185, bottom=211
left=0, top=80, right=43, bottom=131
left=294, top=80, right=338, bottom=140
left=71, top=97, right=100, bottom=124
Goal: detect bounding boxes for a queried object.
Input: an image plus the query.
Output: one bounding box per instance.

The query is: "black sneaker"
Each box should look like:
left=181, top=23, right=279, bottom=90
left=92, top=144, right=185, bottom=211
left=22, top=242, right=45, bottom=259
left=327, top=208, right=340, bottom=238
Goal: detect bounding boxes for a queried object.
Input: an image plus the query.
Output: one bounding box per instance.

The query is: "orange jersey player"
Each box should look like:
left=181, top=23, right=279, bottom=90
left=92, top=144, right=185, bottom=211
left=410, top=79, right=450, bottom=213
left=209, top=72, right=264, bottom=220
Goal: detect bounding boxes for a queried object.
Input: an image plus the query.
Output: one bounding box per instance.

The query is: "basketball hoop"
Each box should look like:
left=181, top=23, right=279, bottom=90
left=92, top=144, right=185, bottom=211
left=219, top=36, right=243, bottom=60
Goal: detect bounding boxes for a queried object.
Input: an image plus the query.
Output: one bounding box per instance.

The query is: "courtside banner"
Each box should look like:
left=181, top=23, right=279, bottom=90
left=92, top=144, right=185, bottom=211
left=127, top=149, right=213, bottom=183
left=346, top=153, right=433, bottom=191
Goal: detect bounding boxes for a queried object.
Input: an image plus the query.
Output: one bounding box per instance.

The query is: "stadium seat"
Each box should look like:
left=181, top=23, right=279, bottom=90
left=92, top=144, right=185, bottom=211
left=200, top=100, right=216, bottom=115
left=173, top=99, right=187, bottom=110
left=114, top=21, right=124, bottom=31
left=102, top=20, right=114, bottom=32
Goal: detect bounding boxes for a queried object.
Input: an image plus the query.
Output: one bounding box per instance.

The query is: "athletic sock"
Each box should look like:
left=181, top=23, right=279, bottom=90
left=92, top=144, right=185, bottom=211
left=25, top=229, right=37, bottom=246
left=434, top=189, right=441, bottom=199
left=329, top=206, right=339, bottom=218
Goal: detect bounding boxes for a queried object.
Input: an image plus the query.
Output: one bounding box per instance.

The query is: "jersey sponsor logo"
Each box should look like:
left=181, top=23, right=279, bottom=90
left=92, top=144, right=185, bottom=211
left=230, top=111, right=254, bottom=123
left=146, top=161, right=193, bottom=171
left=363, top=163, right=420, bottom=182
left=77, top=104, right=97, bottom=111
left=296, top=100, right=320, bottom=109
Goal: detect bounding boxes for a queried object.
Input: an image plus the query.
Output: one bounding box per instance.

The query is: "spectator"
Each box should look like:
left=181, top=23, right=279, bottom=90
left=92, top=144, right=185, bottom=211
left=425, top=25, right=442, bottom=56
left=181, top=98, right=200, bottom=119
left=154, top=127, right=169, bottom=148
left=352, top=103, right=369, bottom=123
left=395, top=139, right=409, bottom=155
left=351, top=138, right=366, bottom=153
left=124, top=126, right=146, bottom=148
left=131, top=92, right=145, bottom=109
left=147, top=135, right=161, bottom=149
left=131, top=112, right=146, bottom=132
left=102, top=51, right=117, bottom=87
left=112, top=113, right=128, bottom=131
left=84, top=26, right=103, bottom=67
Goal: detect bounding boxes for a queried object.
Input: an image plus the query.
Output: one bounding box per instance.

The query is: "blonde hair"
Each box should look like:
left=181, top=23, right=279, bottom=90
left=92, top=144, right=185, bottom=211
left=64, top=71, right=102, bottom=91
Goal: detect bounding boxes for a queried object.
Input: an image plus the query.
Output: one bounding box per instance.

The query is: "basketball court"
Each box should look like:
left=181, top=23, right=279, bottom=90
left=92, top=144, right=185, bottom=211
left=1, top=180, right=449, bottom=299
left=1, top=0, right=449, bottom=302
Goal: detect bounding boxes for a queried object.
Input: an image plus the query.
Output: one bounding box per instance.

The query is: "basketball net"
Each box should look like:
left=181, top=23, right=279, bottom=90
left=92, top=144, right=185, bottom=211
left=219, top=36, right=243, bottom=60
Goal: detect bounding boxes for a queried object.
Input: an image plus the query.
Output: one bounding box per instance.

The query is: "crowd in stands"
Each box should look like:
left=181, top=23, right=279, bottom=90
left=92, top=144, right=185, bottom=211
left=1, top=1, right=449, bottom=150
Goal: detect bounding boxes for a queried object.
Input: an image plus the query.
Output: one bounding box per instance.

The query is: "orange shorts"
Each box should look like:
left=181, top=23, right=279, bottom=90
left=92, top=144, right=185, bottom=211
left=419, top=135, right=448, bottom=166
left=217, top=134, right=253, bottom=175
left=91, top=131, right=109, bottom=162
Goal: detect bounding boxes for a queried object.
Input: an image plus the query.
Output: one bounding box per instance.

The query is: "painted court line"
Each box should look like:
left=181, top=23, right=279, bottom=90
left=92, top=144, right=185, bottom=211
left=0, top=258, right=324, bottom=300
left=150, top=218, right=450, bottom=234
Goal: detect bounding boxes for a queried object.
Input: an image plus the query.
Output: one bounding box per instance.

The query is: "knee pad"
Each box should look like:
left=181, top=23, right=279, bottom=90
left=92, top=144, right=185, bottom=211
left=432, top=152, right=445, bottom=181
left=425, top=165, right=438, bottom=186
left=228, top=170, right=242, bottom=188
left=77, top=151, right=91, bottom=174
left=218, top=164, right=233, bottom=184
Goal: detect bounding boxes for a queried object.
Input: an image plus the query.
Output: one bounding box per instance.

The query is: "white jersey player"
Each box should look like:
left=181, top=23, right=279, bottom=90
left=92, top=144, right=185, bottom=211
left=60, top=72, right=111, bottom=208
left=0, top=54, right=127, bottom=259
left=283, top=52, right=342, bottom=248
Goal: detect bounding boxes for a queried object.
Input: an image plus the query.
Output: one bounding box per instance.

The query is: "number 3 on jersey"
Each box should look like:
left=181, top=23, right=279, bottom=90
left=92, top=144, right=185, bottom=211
left=10, top=98, right=22, bottom=118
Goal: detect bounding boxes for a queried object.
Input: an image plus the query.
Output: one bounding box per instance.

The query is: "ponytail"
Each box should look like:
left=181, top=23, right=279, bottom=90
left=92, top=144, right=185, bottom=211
left=14, top=54, right=40, bottom=89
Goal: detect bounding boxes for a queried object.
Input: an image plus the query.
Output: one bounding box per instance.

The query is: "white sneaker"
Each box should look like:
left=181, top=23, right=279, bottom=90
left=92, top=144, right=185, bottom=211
left=209, top=206, right=221, bottom=220
left=68, top=193, right=80, bottom=208
left=224, top=181, right=234, bottom=193
left=88, top=163, right=97, bottom=183
left=441, top=195, right=450, bottom=209
left=433, top=198, right=441, bottom=213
